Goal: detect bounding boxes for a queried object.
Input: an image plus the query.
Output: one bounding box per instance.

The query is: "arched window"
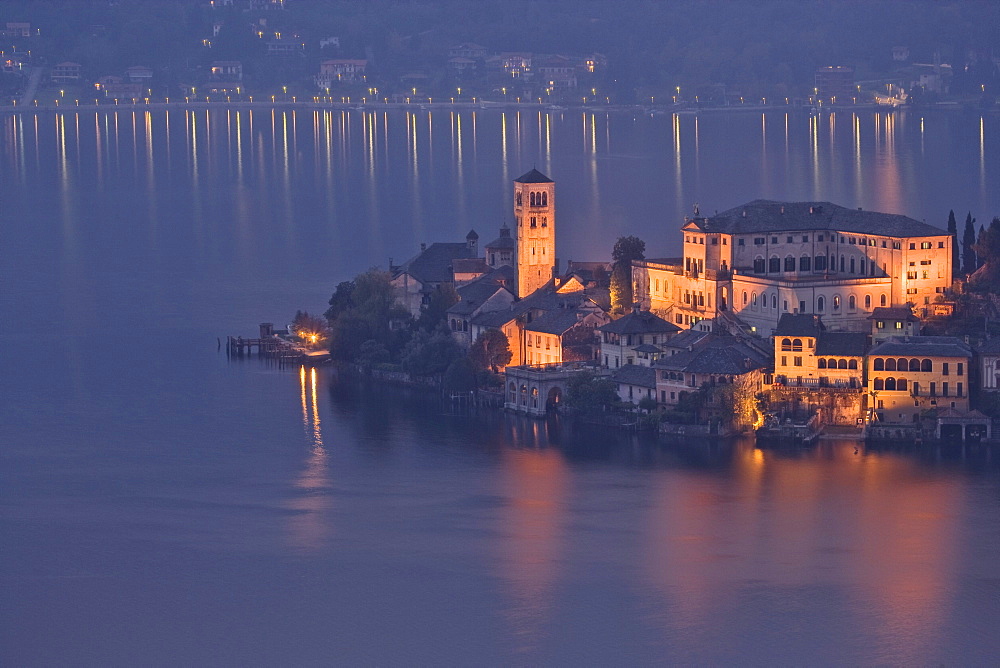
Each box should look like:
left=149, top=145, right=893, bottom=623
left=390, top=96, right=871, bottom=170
left=818, top=359, right=827, bottom=369
left=828, top=359, right=837, bottom=368
left=516, top=192, right=522, bottom=206
left=880, top=294, right=887, bottom=306
left=751, top=292, right=757, bottom=308
left=833, top=295, right=841, bottom=311
left=541, top=192, right=548, bottom=206
left=885, top=377, right=897, bottom=391
left=874, top=378, right=884, bottom=390
left=753, top=257, right=766, bottom=273
left=531, top=387, right=539, bottom=408
left=781, top=338, right=792, bottom=351
left=509, top=382, right=517, bottom=402
left=450, top=318, right=457, bottom=330
left=520, top=384, right=528, bottom=405
left=921, top=359, right=932, bottom=372
left=784, top=255, right=796, bottom=272
left=830, top=253, right=836, bottom=271
left=529, top=192, right=536, bottom=206
left=850, top=257, right=856, bottom=273
left=772, top=295, right=777, bottom=310
left=792, top=339, right=803, bottom=352
left=897, top=378, right=907, bottom=391
left=865, top=294, right=872, bottom=308
left=849, top=360, right=858, bottom=370
left=838, top=359, right=848, bottom=369
left=761, top=293, right=768, bottom=309
left=909, top=359, right=920, bottom=371
left=849, top=295, right=856, bottom=310
left=874, top=358, right=884, bottom=371
left=800, top=255, right=811, bottom=271
left=897, top=358, right=907, bottom=371
left=840, top=255, right=846, bottom=272
left=743, top=291, right=748, bottom=305
left=463, top=321, right=468, bottom=332
left=817, top=296, right=825, bottom=312
left=769, top=256, right=781, bottom=273
left=885, top=359, right=897, bottom=371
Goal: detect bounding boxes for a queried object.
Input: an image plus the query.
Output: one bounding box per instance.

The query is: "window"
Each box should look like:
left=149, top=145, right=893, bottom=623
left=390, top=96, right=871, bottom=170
left=909, top=359, right=920, bottom=371
left=874, top=378, right=884, bottom=390
left=772, top=236, right=779, bottom=244
left=913, top=382, right=920, bottom=396
left=754, top=237, right=765, bottom=245
left=921, top=242, right=932, bottom=249
left=942, top=363, right=949, bottom=375
left=803, top=236, right=809, bottom=242
left=876, top=320, right=885, bottom=329
left=769, top=256, right=781, bottom=273
left=753, top=258, right=766, bottom=273
left=907, top=271, right=917, bottom=279
left=909, top=243, right=916, bottom=250
left=743, top=291, right=748, bottom=305
left=800, top=256, right=811, bottom=271
left=711, top=237, right=718, bottom=245
left=958, top=382, right=964, bottom=397
left=885, top=377, right=897, bottom=391
left=787, top=236, right=793, bottom=243
left=833, top=296, right=841, bottom=311
left=818, top=359, right=827, bottom=369
left=869, top=239, right=877, bottom=246
left=799, top=300, right=806, bottom=312
left=793, top=356, right=802, bottom=366
left=792, top=339, right=803, bottom=352
left=938, top=241, right=945, bottom=248
left=897, top=378, right=907, bottom=391
left=772, top=295, right=777, bottom=310
left=784, top=256, right=796, bottom=271
left=874, top=358, right=884, bottom=371
left=838, top=359, right=848, bottom=370
left=849, top=360, right=858, bottom=369
left=920, top=260, right=931, bottom=265
left=530, top=217, right=537, bottom=228
left=817, top=296, right=825, bottom=312
left=930, top=382, right=936, bottom=396
left=942, top=382, right=949, bottom=397
left=958, top=363, right=964, bottom=376
left=738, top=239, right=745, bottom=246
left=865, top=295, right=871, bottom=308
left=751, top=293, right=757, bottom=307
left=781, top=355, right=787, bottom=366
left=781, top=338, right=792, bottom=351
left=921, top=359, right=932, bottom=372
left=849, top=295, right=856, bottom=310
left=541, top=217, right=547, bottom=227
left=818, top=235, right=824, bottom=241
left=815, top=255, right=827, bottom=271
left=885, top=359, right=897, bottom=371
left=850, top=257, right=856, bottom=273
left=880, top=294, right=887, bottom=306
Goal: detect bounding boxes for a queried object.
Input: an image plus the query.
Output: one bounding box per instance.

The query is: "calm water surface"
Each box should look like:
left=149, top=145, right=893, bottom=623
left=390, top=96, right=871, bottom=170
left=2, top=107, right=1000, bottom=664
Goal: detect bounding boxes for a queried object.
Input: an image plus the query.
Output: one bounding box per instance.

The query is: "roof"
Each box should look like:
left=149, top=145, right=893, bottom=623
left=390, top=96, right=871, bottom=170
left=685, top=200, right=947, bottom=239
left=448, top=274, right=513, bottom=316
left=485, top=226, right=516, bottom=250
left=663, top=328, right=712, bottom=351
left=514, top=168, right=553, bottom=184
left=598, top=309, right=680, bottom=335
left=466, top=229, right=478, bottom=240
left=775, top=313, right=825, bottom=338
left=525, top=309, right=587, bottom=335
left=655, top=336, right=769, bottom=375
left=976, top=338, right=1000, bottom=355
left=452, top=258, right=488, bottom=275
left=394, top=242, right=473, bottom=284
left=868, top=306, right=919, bottom=321
left=612, top=364, right=657, bottom=389
left=815, top=332, right=869, bottom=357
left=868, top=336, right=972, bottom=358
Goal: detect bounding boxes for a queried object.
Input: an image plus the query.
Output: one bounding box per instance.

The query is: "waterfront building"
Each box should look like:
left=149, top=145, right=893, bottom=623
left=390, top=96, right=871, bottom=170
left=446, top=267, right=516, bottom=348
left=633, top=200, right=953, bottom=336
left=866, top=336, right=972, bottom=424
left=772, top=313, right=868, bottom=389
left=653, top=334, right=769, bottom=409
left=612, top=365, right=657, bottom=405
left=391, top=231, right=481, bottom=317
left=597, top=308, right=680, bottom=368
left=513, top=168, right=556, bottom=298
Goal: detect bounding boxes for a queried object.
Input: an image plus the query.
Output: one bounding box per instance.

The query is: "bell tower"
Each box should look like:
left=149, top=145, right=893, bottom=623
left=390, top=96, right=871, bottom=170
left=513, top=168, right=556, bottom=298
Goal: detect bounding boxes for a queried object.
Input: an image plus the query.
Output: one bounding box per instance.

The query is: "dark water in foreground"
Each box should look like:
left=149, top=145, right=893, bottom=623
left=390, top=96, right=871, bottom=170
left=2, top=107, right=1000, bottom=664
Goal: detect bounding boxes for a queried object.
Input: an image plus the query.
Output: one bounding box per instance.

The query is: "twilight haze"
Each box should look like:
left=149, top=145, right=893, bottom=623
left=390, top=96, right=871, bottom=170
left=2, top=1, right=1000, bottom=665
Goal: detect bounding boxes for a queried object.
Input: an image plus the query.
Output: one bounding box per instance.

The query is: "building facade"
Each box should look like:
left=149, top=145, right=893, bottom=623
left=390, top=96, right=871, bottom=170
left=634, top=200, right=953, bottom=336
left=513, top=169, right=556, bottom=298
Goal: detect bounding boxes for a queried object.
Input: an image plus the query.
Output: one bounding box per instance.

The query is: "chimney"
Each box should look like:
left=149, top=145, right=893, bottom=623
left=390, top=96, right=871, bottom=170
left=420, top=242, right=426, bottom=252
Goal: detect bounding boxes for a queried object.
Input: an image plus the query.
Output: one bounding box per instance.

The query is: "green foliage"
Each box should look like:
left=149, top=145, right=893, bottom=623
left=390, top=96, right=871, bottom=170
left=291, top=310, right=330, bottom=346
left=469, top=329, right=512, bottom=373
left=401, top=322, right=462, bottom=377
left=970, top=217, right=1000, bottom=289
left=565, top=370, right=617, bottom=413
left=610, top=235, right=645, bottom=313
left=443, top=356, right=477, bottom=392
left=963, top=213, right=979, bottom=276
left=328, top=268, right=411, bottom=362
left=637, top=396, right=658, bottom=413
left=416, top=284, right=459, bottom=331
left=948, top=210, right=960, bottom=277
left=356, top=339, right=390, bottom=369
left=324, top=280, right=356, bottom=323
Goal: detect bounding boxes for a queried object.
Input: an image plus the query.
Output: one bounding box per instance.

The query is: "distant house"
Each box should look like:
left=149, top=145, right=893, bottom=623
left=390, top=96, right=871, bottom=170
left=212, top=21, right=224, bottom=37
left=319, top=36, right=340, bottom=50
left=125, top=66, right=153, bottom=84
left=210, top=61, right=243, bottom=81
left=653, top=334, right=769, bottom=410
left=95, top=76, right=142, bottom=99
left=316, top=59, right=367, bottom=87
left=814, top=66, right=855, bottom=102
left=869, top=306, right=919, bottom=342
left=3, top=54, right=26, bottom=74
left=391, top=233, right=480, bottom=318
left=499, top=52, right=532, bottom=79
left=598, top=309, right=680, bottom=369
left=892, top=46, right=910, bottom=62
left=51, top=62, right=82, bottom=83
left=447, top=58, right=477, bottom=75
left=449, top=43, right=487, bottom=60
left=537, top=55, right=577, bottom=89
left=613, top=364, right=657, bottom=406
left=267, top=39, right=304, bottom=56
left=4, top=22, right=32, bottom=38
left=447, top=267, right=517, bottom=348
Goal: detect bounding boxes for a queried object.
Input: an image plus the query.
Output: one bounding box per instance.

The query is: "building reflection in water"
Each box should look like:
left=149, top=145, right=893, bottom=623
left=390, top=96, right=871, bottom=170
left=496, top=442, right=568, bottom=654
left=286, top=365, right=332, bottom=553
left=642, top=442, right=960, bottom=660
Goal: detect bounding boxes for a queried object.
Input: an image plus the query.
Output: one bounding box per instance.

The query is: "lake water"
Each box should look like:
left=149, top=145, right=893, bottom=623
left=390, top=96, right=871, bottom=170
left=3, top=106, right=1000, bottom=665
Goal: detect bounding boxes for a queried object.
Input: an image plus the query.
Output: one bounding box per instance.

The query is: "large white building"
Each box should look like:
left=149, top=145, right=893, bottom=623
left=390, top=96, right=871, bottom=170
left=633, top=200, right=953, bottom=336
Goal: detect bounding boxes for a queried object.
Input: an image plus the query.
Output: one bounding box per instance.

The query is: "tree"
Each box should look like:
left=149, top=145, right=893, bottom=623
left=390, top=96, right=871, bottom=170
left=324, top=281, right=355, bottom=323
left=565, top=371, right=618, bottom=413
left=401, top=323, right=462, bottom=378
left=469, top=329, right=512, bottom=373
left=328, top=268, right=411, bottom=362
left=610, top=235, right=646, bottom=313
left=291, top=310, right=330, bottom=347
left=947, top=210, right=960, bottom=276
left=970, top=217, right=1000, bottom=288
left=963, top=212, right=978, bottom=275
left=443, top=356, right=477, bottom=393
left=416, top=284, right=459, bottom=331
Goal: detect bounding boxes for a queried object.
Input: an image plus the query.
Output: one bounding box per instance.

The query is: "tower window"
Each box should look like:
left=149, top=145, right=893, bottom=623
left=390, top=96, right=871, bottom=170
left=541, top=217, right=547, bottom=227
left=530, top=217, right=537, bottom=228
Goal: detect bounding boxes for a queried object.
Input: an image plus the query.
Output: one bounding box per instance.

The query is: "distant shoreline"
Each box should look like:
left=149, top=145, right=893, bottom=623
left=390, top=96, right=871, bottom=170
left=0, top=99, right=993, bottom=115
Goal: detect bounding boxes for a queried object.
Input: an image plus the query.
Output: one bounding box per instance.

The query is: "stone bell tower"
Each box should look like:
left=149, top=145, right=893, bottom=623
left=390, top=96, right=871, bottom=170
left=513, top=168, right=556, bottom=298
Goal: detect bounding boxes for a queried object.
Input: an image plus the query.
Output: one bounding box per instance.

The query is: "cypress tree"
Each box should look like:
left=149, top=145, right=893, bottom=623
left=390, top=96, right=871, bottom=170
left=978, top=224, right=986, bottom=269
left=947, top=210, right=959, bottom=275
left=962, top=212, right=977, bottom=275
